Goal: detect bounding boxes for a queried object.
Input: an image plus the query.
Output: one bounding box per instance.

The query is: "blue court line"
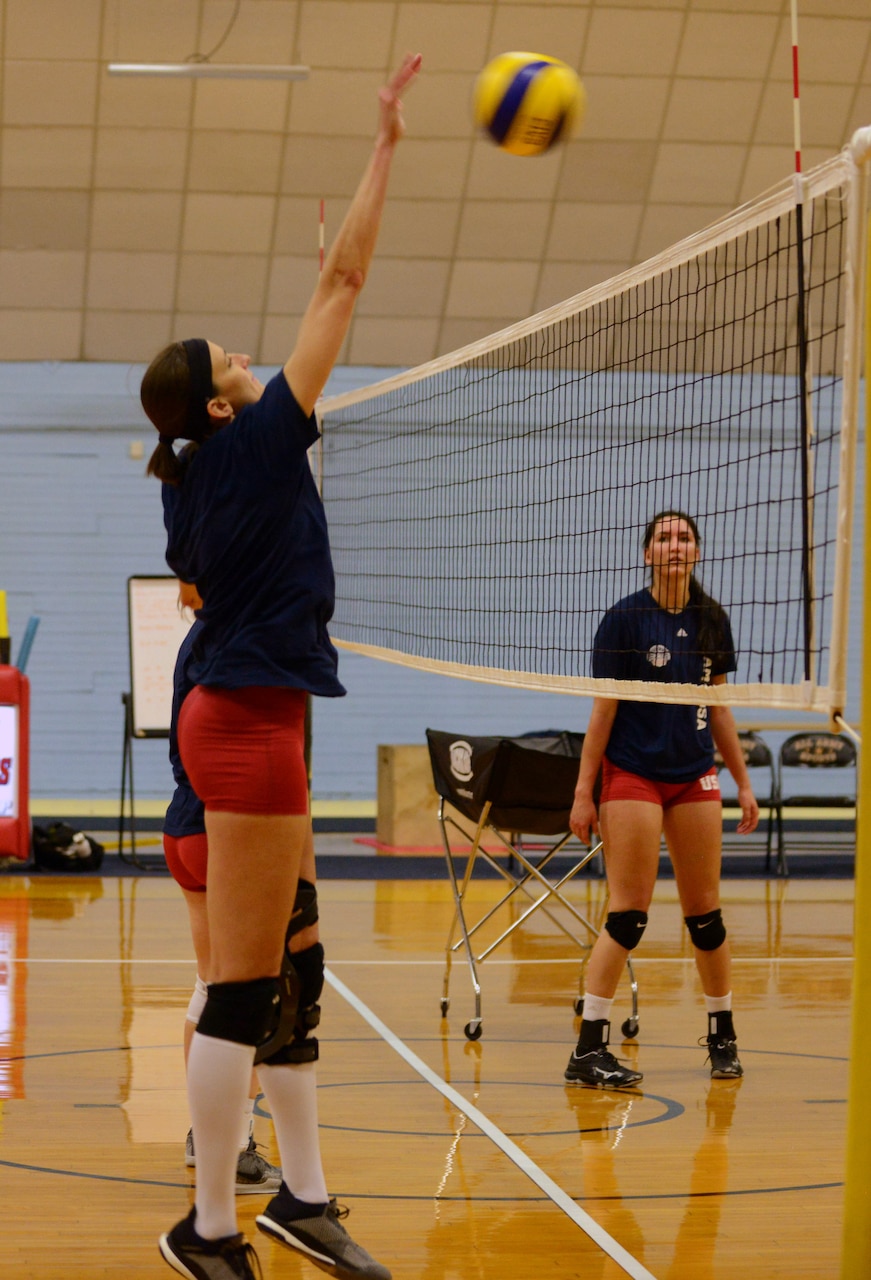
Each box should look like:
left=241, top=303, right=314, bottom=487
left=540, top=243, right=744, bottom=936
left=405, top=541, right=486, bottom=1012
left=325, top=965, right=659, bottom=1280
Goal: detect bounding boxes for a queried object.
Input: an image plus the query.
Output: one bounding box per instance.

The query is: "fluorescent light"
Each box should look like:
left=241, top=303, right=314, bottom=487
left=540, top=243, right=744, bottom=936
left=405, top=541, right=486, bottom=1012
left=107, top=63, right=310, bottom=81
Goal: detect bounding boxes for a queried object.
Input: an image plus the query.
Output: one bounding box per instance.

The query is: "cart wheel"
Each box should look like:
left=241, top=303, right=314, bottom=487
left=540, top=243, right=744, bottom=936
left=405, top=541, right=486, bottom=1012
left=440, top=998, right=450, bottom=1017
left=464, top=1020, right=483, bottom=1041
left=573, top=997, right=584, bottom=1016
left=621, top=1018, right=639, bottom=1039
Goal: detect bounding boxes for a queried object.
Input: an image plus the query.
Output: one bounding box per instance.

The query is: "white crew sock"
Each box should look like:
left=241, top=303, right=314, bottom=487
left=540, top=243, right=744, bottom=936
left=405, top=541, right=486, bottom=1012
left=704, top=991, right=733, bottom=1015
left=187, top=1031, right=254, bottom=1239
left=582, top=992, right=614, bottom=1024
left=257, top=1060, right=329, bottom=1205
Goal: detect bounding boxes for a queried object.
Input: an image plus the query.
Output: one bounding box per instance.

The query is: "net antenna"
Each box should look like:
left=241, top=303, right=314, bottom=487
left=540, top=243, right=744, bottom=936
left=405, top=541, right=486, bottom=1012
left=318, top=139, right=870, bottom=719
left=789, top=0, right=815, bottom=687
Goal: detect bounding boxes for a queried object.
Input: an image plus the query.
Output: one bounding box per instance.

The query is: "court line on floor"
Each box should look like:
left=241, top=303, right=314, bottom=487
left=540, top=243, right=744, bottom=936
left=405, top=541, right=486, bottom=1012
left=325, top=965, right=658, bottom=1280
left=11, top=955, right=852, bottom=966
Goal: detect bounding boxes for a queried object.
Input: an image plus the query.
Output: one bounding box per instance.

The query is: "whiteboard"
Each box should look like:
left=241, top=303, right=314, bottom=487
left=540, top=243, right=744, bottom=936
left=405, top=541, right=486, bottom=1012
left=128, top=577, right=195, bottom=737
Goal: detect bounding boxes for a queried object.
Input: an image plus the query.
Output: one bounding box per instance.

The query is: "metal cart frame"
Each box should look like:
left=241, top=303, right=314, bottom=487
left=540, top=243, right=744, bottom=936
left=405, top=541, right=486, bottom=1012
left=427, top=729, right=640, bottom=1042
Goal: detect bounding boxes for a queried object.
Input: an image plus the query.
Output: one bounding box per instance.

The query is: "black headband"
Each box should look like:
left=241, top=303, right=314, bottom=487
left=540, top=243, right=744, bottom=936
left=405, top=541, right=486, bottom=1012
left=182, top=338, right=214, bottom=442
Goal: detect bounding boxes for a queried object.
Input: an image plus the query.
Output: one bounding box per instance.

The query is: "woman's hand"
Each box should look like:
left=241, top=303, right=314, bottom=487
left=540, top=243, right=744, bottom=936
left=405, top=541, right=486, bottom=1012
left=377, top=52, right=422, bottom=147
left=736, top=783, right=759, bottom=834
left=570, top=791, right=599, bottom=846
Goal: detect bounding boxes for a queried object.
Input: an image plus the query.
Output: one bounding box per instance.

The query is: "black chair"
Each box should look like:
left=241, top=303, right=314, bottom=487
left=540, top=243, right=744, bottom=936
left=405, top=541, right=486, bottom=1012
left=775, top=731, right=858, bottom=874
left=714, top=730, right=782, bottom=875
left=426, top=728, right=639, bottom=1042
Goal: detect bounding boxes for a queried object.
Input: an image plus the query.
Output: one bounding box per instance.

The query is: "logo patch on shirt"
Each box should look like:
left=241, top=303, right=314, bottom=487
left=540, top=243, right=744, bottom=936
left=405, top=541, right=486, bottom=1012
left=646, top=644, right=671, bottom=669
left=677, top=628, right=688, bottom=637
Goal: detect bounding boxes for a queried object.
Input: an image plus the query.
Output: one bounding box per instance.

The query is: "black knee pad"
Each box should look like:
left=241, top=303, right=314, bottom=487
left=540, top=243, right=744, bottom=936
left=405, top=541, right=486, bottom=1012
left=197, top=977, right=281, bottom=1047
left=604, top=909, right=648, bottom=951
left=261, top=942, right=324, bottom=1066
left=287, top=878, right=318, bottom=941
left=685, top=908, right=726, bottom=951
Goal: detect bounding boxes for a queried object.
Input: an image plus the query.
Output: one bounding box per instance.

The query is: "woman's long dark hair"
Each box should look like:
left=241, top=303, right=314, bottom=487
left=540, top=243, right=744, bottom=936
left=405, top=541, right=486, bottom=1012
left=643, top=510, right=729, bottom=666
left=141, top=342, right=217, bottom=485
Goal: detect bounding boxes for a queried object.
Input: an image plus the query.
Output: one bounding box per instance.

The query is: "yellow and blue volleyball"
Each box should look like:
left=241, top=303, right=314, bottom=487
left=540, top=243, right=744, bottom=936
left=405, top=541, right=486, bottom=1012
left=473, top=51, right=586, bottom=157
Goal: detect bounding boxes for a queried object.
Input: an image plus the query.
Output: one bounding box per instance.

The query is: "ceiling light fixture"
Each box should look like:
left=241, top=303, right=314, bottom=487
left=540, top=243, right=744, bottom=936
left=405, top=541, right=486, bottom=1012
left=107, top=62, right=310, bottom=81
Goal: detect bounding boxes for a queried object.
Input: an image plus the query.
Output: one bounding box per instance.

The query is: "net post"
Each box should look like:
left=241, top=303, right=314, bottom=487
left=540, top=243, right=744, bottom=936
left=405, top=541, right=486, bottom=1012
left=828, top=147, right=867, bottom=720
left=840, top=161, right=871, bottom=1280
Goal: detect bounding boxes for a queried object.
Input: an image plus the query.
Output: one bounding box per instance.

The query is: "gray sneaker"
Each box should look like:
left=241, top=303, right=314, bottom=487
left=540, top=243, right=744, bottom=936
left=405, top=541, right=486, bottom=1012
left=235, top=1137, right=282, bottom=1195
left=256, top=1187, right=391, bottom=1280
left=160, top=1207, right=262, bottom=1279
left=186, top=1131, right=282, bottom=1195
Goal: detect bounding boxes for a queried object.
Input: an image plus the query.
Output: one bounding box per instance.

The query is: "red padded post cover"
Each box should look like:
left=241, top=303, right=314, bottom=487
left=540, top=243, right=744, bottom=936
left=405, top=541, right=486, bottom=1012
left=0, top=666, right=30, bottom=860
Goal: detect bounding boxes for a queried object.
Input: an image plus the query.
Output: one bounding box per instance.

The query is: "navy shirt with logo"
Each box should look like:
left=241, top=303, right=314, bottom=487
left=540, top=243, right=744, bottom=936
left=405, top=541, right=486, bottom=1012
left=162, top=371, right=345, bottom=698
left=593, top=588, right=736, bottom=783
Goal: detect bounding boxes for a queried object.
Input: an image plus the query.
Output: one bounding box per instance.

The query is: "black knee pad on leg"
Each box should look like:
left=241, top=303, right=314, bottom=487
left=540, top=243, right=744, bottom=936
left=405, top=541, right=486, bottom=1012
left=197, top=977, right=281, bottom=1047
left=261, top=942, right=324, bottom=1066
left=604, top=910, right=648, bottom=951
left=685, top=908, right=726, bottom=951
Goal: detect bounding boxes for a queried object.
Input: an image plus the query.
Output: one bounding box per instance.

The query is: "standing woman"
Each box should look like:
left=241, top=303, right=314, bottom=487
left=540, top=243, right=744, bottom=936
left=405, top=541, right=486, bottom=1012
left=141, top=53, right=421, bottom=1280
left=564, top=511, right=758, bottom=1089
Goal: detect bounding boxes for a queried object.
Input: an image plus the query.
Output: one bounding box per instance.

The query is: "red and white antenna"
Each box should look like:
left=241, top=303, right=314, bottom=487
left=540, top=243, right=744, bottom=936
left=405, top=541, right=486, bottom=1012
left=790, top=0, right=803, bottom=197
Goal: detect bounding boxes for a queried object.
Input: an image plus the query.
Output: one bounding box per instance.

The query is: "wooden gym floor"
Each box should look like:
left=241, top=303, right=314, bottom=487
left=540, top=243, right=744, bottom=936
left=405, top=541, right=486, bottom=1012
left=0, top=867, right=851, bottom=1279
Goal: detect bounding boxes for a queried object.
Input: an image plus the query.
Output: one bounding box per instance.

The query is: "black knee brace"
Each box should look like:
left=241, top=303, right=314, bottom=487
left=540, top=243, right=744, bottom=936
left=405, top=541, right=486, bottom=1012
left=257, top=882, right=323, bottom=1067
left=604, top=909, right=648, bottom=951
left=288, top=878, right=319, bottom=937
left=253, top=952, right=301, bottom=1065
left=261, top=940, right=325, bottom=1066
left=685, top=908, right=726, bottom=951
left=197, top=977, right=282, bottom=1047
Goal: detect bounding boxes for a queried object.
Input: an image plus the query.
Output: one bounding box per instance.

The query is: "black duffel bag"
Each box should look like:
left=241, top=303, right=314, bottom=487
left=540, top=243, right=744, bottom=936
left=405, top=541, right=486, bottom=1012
left=32, top=822, right=105, bottom=872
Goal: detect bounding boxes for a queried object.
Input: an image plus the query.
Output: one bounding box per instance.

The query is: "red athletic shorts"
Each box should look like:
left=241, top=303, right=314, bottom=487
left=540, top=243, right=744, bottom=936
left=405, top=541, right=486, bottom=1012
left=178, top=685, right=309, bottom=816
left=600, top=759, right=721, bottom=809
left=163, top=832, right=208, bottom=894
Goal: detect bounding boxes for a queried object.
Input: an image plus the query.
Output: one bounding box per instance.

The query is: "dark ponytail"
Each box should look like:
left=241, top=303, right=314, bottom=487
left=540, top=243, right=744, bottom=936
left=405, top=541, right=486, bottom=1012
left=643, top=509, right=729, bottom=665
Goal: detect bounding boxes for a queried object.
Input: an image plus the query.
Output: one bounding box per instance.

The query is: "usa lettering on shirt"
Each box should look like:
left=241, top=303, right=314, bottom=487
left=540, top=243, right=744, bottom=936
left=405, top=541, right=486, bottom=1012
left=697, top=655, right=713, bottom=731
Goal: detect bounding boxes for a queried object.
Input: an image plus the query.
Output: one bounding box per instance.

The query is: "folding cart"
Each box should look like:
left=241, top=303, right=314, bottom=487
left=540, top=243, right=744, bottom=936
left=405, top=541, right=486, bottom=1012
left=426, top=728, right=640, bottom=1042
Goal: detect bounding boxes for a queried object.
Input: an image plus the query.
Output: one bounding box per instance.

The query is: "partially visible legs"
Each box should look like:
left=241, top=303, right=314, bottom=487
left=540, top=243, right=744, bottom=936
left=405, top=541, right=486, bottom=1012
left=665, top=800, right=743, bottom=1079
left=187, top=810, right=306, bottom=1240
left=179, top=885, right=282, bottom=1193
left=565, top=798, right=662, bottom=1089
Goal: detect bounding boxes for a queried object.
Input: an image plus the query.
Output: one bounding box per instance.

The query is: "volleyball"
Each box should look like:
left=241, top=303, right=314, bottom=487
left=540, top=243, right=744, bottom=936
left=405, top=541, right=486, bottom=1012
left=473, top=51, right=586, bottom=158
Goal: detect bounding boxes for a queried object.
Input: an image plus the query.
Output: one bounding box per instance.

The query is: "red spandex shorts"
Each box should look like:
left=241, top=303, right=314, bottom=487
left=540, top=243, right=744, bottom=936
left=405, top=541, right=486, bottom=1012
left=178, top=685, right=309, bottom=816
left=163, top=832, right=208, bottom=894
left=600, top=758, right=721, bottom=809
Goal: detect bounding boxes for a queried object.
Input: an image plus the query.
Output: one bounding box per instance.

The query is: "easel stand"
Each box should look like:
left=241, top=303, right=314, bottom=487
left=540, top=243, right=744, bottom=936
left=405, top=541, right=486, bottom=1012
left=118, top=692, right=164, bottom=870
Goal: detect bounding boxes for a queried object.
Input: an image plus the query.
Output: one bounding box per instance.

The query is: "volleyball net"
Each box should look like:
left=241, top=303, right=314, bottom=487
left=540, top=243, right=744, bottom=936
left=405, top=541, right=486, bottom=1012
left=318, top=135, right=870, bottom=715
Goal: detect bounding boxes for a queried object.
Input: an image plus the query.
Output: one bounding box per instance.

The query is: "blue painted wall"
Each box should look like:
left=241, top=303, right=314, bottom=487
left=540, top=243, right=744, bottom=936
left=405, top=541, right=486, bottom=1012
left=0, top=362, right=864, bottom=805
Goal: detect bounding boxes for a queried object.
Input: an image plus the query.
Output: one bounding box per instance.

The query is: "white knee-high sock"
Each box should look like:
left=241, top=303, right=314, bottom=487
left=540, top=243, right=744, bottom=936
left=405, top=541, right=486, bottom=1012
left=187, top=1031, right=255, bottom=1239
left=257, top=1060, right=329, bottom=1205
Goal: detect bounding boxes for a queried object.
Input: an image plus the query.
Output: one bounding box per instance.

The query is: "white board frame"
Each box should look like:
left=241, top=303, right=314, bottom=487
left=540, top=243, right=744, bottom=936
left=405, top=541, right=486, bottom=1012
left=127, top=576, right=195, bottom=737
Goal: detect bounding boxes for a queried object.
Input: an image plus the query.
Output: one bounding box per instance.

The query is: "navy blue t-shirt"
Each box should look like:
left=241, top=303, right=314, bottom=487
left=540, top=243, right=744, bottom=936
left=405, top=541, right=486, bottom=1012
left=163, top=620, right=206, bottom=839
left=593, top=588, right=736, bottom=783
left=162, top=371, right=345, bottom=697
